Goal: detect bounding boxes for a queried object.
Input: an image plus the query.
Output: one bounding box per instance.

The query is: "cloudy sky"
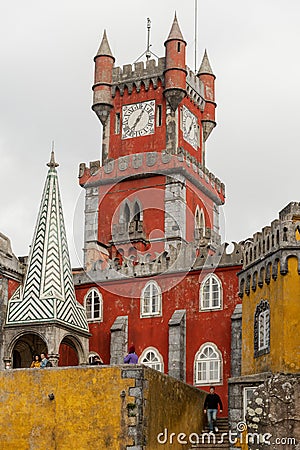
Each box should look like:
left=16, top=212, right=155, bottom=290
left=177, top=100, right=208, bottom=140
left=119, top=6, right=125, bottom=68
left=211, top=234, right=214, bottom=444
left=1, top=0, right=299, bottom=266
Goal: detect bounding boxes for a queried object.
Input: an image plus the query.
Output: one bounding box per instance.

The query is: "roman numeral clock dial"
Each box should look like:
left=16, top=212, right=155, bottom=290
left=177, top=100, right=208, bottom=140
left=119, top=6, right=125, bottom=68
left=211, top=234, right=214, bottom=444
left=182, top=105, right=198, bottom=150
left=122, top=100, right=155, bottom=139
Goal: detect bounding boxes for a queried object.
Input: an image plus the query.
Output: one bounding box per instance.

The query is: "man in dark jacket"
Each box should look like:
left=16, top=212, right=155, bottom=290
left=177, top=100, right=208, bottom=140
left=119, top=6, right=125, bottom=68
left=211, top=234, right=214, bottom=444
left=203, top=387, right=223, bottom=433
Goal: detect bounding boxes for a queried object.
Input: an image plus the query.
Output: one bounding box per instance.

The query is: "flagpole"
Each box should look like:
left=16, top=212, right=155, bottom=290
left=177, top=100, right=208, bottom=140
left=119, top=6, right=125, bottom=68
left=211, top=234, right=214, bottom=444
left=194, top=0, right=198, bottom=73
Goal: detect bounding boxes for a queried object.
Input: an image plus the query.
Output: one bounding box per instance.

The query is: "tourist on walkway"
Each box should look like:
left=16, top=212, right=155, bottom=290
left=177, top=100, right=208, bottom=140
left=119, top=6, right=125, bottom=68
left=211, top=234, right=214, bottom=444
left=124, top=345, right=138, bottom=364
left=30, top=355, right=41, bottom=368
left=204, top=386, right=223, bottom=433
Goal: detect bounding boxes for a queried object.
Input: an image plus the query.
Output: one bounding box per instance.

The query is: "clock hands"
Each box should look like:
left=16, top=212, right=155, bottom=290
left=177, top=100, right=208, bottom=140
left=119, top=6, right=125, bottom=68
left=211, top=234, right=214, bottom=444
left=188, top=118, right=196, bottom=135
left=132, top=108, right=146, bottom=130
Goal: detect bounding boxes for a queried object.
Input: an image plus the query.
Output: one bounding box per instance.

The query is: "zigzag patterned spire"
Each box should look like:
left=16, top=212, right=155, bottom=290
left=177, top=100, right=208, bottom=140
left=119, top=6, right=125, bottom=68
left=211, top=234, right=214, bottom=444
left=6, top=152, right=88, bottom=332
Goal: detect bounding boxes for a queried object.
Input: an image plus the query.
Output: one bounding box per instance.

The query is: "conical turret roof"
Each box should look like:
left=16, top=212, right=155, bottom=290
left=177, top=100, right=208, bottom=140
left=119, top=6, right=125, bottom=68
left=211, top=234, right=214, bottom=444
left=198, top=49, right=214, bottom=75
left=6, top=152, right=89, bottom=333
left=96, top=29, right=114, bottom=59
left=165, top=13, right=185, bottom=43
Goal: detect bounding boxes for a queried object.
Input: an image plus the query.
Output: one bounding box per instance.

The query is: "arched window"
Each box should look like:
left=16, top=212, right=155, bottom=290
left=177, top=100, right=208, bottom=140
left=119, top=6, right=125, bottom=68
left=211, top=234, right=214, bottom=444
left=133, top=200, right=143, bottom=231
left=141, top=281, right=162, bottom=317
left=124, top=203, right=130, bottom=223
left=133, top=201, right=141, bottom=222
left=194, top=343, right=222, bottom=385
left=254, top=300, right=270, bottom=357
left=200, top=274, right=222, bottom=310
left=85, top=289, right=103, bottom=322
left=140, top=347, right=164, bottom=372
left=88, top=352, right=103, bottom=365
left=195, top=206, right=205, bottom=230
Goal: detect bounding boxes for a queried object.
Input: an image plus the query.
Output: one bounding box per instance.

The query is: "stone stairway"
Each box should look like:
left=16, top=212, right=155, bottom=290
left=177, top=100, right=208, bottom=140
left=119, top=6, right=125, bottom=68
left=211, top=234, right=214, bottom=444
left=189, top=417, right=230, bottom=450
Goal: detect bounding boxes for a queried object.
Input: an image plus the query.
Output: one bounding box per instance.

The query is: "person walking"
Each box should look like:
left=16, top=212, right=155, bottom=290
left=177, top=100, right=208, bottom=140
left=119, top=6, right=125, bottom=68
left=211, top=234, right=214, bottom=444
left=203, top=386, right=223, bottom=433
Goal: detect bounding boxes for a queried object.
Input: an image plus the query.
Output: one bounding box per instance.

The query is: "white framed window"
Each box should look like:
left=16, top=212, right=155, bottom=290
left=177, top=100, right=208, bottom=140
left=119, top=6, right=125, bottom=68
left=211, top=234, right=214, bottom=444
left=243, top=387, right=256, bottom=420
left=200, top=274, right=222, bottom=310
left=254, top=299, right=270, bottom=357
left=194, top=343, right=222, bottom=385
left=140, top=347, right=164, bottom=372
left=141, top=281, right=162, bottom=317
left=85, top=289, right=103, bottom=322
left=258, top=310, right=269, bottom=351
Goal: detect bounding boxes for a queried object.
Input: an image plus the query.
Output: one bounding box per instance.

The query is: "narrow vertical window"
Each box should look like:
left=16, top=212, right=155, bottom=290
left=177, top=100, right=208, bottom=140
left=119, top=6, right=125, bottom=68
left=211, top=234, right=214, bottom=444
left=124, top=203, right=130, bottom=224
left=85, top=289, right=103, bottom=322
left=200, top=274, right=222, bottom=310
left=156, top=105, right=162, bottom=127
left=213, top=205, right=220, bottom=233
left=115, top=113, right=120, bottom=134
left=177, top=42, right=181, bottom=52
left=254, top=300, right=270, bottom=357
left=141, top=281, right=162, bottom=317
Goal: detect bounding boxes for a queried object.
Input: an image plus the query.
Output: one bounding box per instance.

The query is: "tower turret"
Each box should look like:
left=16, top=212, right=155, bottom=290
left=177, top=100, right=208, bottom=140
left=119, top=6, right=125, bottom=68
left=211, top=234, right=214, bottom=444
left=92, top=30, right=115, bottom=125
left=198, top=50, right=216, bottom=142
left=163, top=14, right=187, bottom=111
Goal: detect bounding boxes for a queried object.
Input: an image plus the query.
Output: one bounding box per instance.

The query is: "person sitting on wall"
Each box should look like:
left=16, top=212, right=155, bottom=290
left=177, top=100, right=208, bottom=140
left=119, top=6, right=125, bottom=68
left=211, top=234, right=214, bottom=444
left=40, top=353, right=52, bottom=368
left=30, top=355, right=41, bottom=368
left=203, top=386, right=223, bottom=433
left=124, top=345, right=138, bottom=364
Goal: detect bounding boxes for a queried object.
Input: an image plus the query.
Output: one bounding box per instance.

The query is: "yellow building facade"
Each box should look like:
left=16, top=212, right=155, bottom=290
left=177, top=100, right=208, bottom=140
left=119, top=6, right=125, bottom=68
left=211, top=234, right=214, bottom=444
left=229, top=202, right=300, bottom=449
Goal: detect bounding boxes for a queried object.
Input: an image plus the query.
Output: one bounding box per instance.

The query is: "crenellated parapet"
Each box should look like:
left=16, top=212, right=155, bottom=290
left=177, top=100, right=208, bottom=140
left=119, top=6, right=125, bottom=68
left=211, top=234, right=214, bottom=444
left=111, top=58, right=165, bottom=96
left=74, top=241, right=243, bottom=286
left=186, top=67, right=205, bottom=109
left=0, top=232, right=24, bottom=279
left=79, top=148, right=225, bottom=204
left=238, top=202, right=300, bottom=297
left=110, top=58, right=206, bottom=109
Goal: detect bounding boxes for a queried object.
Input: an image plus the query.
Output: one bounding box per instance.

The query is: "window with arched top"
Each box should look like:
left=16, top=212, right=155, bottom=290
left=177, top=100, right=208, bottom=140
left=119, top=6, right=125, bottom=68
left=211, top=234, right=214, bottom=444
left=85, top=289, right=103, bottom=322
left=195, top=206, right=205, bottom=230
left=124, top=203, right=130, bottom=223
left=133, top=201, right=141, bottom=221
left=140, top=347, right=164, bottom=372
left=141, top=281, right=162, bottom=317
left=194, top=343, right=222, bottom=385
left=200, top=274, right=222, bottom=310
left=254, top=300, right=270, bottom=357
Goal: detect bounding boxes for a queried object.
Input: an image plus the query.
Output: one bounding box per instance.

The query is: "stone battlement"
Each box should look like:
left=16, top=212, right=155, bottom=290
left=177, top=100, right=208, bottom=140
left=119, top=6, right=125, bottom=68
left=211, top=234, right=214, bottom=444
left=238, top=202, right=300, bottom=296
left=79, top=148, right=225, bottom=203
left=111, top=58, right=206, bottom=107
left=0, top=232, right=24, bottom=278
left=74, top=241, right=242, bottom=286
left=186, top=66, right=205, bottom=109
left=111, top=57, right=165, bottom=96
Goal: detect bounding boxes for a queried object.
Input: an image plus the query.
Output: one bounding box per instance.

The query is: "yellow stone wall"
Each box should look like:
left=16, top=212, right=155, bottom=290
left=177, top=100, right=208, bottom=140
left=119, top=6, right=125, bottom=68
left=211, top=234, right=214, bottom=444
left=144, top=368, right=206, bottom=449
left=0, top=365, right=206, bottom=449
left=241, top=257, right=300, bottom=376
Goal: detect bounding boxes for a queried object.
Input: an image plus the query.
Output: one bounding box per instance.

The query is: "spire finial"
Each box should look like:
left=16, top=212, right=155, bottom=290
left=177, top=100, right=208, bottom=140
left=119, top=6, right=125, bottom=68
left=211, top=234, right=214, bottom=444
left=96, top=29, right=114, bottom=59
left=198, top=49, right=214, bottom=76
left=47, top=142, right=59, bottom=169
left=165, top=12, right=185, bottom=43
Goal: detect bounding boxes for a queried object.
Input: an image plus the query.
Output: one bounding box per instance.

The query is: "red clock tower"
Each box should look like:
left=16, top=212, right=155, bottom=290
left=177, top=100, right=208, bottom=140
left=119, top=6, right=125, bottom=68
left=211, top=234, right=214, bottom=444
left=75, top=15, right=242, bottom=414
left=79, top=14, right=223, bottom=267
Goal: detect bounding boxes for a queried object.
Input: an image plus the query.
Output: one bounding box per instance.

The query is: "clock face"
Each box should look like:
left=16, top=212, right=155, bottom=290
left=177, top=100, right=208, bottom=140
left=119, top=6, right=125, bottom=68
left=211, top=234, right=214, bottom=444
left=122, top=100, right=155, bottom=139
left=182, top=105, right=198, bottom=149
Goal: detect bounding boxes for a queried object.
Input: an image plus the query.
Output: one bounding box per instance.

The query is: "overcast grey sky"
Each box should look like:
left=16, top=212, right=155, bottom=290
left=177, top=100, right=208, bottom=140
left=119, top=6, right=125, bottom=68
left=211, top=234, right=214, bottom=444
left=1, top=1, right=300, bottom=266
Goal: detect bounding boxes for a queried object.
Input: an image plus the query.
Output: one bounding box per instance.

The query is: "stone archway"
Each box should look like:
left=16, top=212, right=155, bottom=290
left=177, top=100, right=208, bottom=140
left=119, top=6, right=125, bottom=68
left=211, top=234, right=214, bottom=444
left=58, top=335, right=85, bottom=367
left=10, top=333, right=47, bottom=368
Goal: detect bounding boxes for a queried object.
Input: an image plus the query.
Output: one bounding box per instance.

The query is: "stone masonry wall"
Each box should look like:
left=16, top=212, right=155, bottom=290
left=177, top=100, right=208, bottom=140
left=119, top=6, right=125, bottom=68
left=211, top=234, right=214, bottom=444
left=0, top=365, right=206, bottom=450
